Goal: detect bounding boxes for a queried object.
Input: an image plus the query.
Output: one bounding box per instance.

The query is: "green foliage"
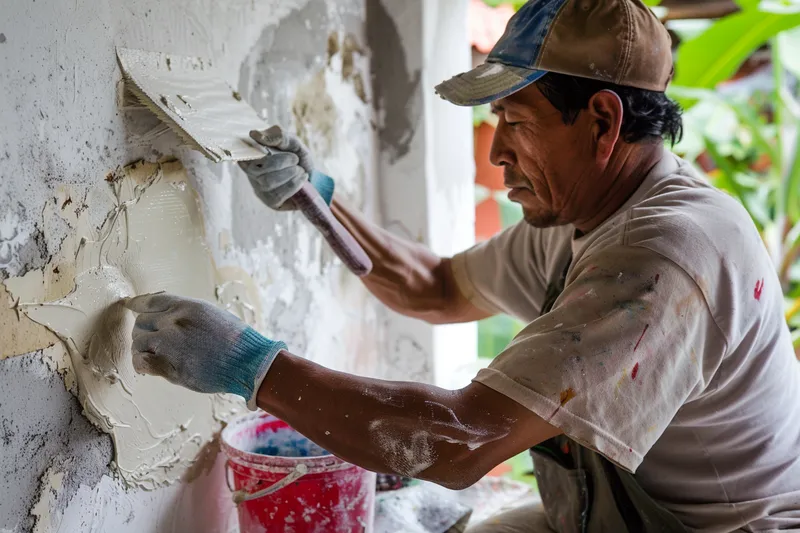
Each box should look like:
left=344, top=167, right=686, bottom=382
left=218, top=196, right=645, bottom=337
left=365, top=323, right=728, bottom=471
left=672, top=8, right=800, bottom=108
left=478, top=315, right=525, bottom=360
left=507, top=451, right=538, bottom=488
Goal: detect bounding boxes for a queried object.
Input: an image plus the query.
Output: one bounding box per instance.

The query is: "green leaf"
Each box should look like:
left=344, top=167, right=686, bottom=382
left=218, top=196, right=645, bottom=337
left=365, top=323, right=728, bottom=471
left=702, top=136, right=764, bottom=228
left=673, top=9, right=800, bottom=107
left=785, top=129, right=800, bottom=220
left=642, top=0, right=662, bottom=5
left=788, top=283, right=800, bottom=299
left=727, top=99, right=780, bottom=164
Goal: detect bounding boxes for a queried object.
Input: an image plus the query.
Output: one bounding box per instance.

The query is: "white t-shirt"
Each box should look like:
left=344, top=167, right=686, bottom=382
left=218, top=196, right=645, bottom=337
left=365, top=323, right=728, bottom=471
left=452, top=151, right=800, bottom=532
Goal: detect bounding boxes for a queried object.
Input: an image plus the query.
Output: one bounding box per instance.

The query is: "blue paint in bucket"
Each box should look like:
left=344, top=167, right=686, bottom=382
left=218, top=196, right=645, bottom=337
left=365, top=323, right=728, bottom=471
left=247, top=427, right=328, bottom=458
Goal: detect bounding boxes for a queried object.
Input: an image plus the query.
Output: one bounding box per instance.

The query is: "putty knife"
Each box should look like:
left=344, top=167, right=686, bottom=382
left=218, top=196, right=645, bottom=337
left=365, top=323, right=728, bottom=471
left=116, top=47, right=372, bottom=277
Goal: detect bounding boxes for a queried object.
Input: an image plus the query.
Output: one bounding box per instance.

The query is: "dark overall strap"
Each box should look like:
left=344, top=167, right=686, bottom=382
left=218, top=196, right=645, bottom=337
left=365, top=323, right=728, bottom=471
left=532, top=253, right=688, bottom=533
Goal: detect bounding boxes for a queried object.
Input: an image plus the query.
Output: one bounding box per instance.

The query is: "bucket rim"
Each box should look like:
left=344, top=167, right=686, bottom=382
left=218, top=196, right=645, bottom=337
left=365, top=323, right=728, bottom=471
left=221, top=412, right=351, bottom=473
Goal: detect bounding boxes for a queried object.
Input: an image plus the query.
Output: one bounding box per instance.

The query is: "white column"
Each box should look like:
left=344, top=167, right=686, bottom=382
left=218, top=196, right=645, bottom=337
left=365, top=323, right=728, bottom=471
left=371, top=0, right=477, bottom=387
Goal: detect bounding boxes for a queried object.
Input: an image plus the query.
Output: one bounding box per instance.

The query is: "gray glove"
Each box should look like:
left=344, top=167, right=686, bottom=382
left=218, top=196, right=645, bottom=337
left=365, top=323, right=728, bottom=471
left=239, top=126, right=334, bottom=210
left=125, top=292, right=287, bottom=410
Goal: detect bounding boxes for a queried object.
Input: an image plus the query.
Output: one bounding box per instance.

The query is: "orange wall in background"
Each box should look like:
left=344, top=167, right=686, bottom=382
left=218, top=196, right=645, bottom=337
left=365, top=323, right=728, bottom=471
left=474, top=122, right=504, bottom=191
left=474, top=122, right=505, bottom=241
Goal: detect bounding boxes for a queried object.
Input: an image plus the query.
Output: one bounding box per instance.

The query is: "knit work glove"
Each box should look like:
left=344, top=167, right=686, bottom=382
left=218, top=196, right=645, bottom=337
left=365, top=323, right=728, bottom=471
left=238, top=125, right=335, bottom=210
left=124, top=293, right=286, bottom=410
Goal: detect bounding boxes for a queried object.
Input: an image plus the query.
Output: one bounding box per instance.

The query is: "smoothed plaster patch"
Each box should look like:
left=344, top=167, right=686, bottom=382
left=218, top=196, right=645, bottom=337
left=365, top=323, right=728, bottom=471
left=3, top=161, right=253, bottom=490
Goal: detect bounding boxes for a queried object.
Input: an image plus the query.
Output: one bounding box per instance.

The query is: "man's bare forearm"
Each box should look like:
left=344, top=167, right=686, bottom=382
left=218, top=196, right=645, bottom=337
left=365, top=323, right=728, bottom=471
left=257, top=351, right=559, bottom=489
left=331, top=198, right=489, bottom=323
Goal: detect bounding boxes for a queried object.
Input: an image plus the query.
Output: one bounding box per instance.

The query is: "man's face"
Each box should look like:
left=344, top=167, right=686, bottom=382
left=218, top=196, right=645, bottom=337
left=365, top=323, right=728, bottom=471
left=489, top=84, right=600, bottom=228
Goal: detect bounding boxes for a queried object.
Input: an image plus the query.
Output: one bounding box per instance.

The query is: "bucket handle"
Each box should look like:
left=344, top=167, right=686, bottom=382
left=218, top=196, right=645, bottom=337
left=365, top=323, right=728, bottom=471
left=226, top=461, right=309, bottom=504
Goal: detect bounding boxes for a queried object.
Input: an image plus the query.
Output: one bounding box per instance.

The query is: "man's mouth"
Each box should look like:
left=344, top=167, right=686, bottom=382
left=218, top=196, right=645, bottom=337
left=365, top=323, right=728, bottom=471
left=506, top=183, right=534, bottom=195
left=508, top=188, right=534, bottom=202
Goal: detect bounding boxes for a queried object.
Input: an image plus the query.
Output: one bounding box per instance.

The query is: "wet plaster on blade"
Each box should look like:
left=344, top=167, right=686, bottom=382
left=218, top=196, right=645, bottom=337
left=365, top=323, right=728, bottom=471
left=2, top=161, right=254, bottom=490
left=117, top=48, right=268, bottom=163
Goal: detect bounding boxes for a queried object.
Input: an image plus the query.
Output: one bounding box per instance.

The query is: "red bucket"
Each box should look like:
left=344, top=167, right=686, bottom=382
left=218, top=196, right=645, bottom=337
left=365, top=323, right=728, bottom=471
left=221, top=413, right=376, bottom=533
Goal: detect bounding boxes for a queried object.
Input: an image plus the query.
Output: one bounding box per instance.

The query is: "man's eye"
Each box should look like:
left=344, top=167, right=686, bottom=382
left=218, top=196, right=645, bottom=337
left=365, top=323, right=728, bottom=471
left=506, top=120, right=521, bottom=127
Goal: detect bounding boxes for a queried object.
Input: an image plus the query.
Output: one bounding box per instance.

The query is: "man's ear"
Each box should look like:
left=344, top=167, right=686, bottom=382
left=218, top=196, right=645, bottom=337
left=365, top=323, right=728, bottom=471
left=587, top=89, right=623, bottom=162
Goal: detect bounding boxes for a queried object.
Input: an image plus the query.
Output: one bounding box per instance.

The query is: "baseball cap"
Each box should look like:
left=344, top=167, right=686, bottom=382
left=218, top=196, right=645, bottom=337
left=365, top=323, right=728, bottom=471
left=435, top=0, right=673, bottom=106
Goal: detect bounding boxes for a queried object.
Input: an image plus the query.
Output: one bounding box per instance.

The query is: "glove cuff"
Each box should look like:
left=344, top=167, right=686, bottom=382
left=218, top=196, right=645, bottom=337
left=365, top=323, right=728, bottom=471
left=231, top=327, right=288, bottom=410
left=310, top=170, right=335, bottom=206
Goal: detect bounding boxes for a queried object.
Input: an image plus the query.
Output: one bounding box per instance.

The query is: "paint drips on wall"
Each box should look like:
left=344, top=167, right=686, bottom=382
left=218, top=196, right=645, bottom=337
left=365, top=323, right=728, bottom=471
left=2, top=161, right=257, bottom=489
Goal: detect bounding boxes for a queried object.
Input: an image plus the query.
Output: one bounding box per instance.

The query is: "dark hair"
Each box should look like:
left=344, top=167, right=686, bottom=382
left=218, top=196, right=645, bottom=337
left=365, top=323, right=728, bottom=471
left=536, top=72, right=683, bottom=146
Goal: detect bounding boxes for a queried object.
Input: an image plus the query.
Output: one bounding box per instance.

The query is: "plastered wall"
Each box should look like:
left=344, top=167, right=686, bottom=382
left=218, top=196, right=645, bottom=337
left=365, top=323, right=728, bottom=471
left=0, top=0, right=473, bottom=531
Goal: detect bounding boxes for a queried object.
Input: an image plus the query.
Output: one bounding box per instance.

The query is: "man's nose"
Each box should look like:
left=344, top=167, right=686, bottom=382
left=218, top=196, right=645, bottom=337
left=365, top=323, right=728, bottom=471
left=489, top=127, right=515, bottom=168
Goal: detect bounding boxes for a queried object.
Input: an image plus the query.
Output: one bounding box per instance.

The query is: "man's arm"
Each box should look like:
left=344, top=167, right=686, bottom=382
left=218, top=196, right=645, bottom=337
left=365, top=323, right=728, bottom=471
left=239, top=127, right=491, bottom=325
left=125, top=293, right=560, bottom=489
left=257, top=350, right=561, bottom=489
left=331, top=198, right=491, bottom=324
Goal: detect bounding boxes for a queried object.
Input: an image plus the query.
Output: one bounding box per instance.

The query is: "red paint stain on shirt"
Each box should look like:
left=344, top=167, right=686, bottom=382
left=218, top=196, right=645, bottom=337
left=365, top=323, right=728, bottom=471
left=754, top=278, right=764, bottom=301
left=634, top=324, right=649, bottom=352
left=631, top=362, right=640, bottom=380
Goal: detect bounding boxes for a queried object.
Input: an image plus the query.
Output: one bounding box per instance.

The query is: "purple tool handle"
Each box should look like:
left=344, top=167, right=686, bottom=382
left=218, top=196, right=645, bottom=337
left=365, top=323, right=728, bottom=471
left=291, top=181, right=373, bottom=277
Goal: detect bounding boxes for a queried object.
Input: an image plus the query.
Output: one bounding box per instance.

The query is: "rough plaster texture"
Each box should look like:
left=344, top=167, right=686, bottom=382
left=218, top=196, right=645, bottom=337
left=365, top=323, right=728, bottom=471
left=0, top=0, right=474, bottom=530
left=0, top=351, right=111, bottom=533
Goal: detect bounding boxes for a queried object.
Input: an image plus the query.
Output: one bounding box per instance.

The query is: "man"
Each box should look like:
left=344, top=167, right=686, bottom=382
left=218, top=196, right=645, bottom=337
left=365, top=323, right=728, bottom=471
left=124, top=0, right=800, bottom=530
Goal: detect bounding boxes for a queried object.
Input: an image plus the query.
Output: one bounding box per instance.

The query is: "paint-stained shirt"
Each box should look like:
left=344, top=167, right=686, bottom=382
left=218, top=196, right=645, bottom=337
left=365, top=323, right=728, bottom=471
left=451, top=152, right=800, bottom=532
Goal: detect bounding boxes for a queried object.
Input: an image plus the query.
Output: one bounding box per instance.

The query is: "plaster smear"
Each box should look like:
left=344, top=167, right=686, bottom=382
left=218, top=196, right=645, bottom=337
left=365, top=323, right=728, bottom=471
left=0, top=283, right=59, bottom=358
left=2, top=161, right=256, bottom=489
